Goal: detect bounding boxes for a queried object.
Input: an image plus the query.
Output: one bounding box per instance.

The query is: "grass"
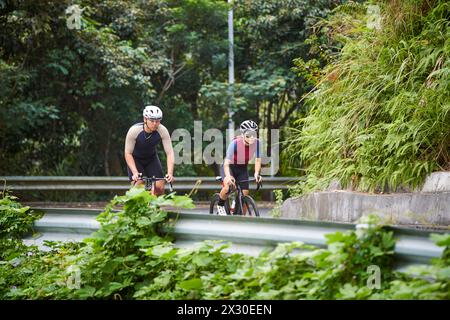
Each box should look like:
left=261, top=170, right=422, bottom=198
left=286, top=0, right=449, bottom=195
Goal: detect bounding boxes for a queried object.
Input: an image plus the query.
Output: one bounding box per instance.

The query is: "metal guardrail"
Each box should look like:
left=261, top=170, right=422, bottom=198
left=24, top=207, right=447, bottom=270
left=1, top=176, right=301, bottom=191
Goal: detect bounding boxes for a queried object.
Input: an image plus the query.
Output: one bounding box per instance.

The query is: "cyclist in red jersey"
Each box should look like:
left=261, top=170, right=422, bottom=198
left=217, top=120, right=262, bottom=215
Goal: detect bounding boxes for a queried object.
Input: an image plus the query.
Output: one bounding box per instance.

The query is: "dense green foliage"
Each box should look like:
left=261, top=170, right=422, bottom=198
left=0, top=0, right=346, bottom=178
left=1, top=0, right=448, bottom=196
left=0, top=193, right=42, bottom=238
left=286, top=0, right=450, bottom=193
left=0, top=190, right=448, bottom=299
left=0, top=0, right=228, bottom=176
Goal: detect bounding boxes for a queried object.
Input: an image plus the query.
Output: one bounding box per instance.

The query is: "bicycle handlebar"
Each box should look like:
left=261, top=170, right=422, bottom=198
left=217, top=176, right=263, bottom=191
left=237, top=178, right=263, bottom=191
left=137, top=174, right=173, bottom=192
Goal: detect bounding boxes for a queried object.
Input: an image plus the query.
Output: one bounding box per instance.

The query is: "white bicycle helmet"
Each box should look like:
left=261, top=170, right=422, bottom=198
left=143, top=105, right=163, bottom=120
left=240, top=120, right=258, bottom=133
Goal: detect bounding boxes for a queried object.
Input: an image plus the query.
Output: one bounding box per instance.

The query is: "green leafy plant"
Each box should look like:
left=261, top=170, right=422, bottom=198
left=0, top=193, right=43, bottom=239
left=1, top=191, right=448, bottom=300
left=269, top=189, right=284, bottom=218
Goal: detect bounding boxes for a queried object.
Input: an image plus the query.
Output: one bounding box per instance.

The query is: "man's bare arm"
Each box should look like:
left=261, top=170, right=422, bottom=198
left=125, top=153, right=140, bottom=181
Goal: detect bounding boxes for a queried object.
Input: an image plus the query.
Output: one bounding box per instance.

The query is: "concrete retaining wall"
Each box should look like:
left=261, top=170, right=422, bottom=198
left=281, top=172, right=450, bottom=227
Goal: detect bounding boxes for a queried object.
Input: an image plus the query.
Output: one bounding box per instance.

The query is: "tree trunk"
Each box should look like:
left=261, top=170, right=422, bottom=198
left=104, top=127, right=111, bottom=176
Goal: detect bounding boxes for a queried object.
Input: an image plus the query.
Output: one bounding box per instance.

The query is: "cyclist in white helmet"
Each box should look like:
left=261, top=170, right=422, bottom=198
left=124, top=105, right=174, bottom=195
left=217, top=120, right=262, bottom=215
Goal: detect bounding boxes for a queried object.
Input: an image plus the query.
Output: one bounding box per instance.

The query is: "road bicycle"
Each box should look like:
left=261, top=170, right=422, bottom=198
left=209, top=176, right=261, bottom=216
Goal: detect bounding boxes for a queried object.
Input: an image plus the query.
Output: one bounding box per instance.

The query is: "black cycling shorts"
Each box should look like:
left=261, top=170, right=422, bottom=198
left=127, top=155, right=164, bottom=181
left=220, top=164, right=249, bottom=190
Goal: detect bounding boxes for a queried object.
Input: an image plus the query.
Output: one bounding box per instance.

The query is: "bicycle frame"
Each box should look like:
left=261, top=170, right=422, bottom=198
left=225, top=178, right=262, bottom=215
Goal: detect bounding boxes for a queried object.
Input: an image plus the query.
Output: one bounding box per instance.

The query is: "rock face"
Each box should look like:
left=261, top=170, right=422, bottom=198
left=422, top=172, right=450, bottom=193
left=281, top=172, right=450, bottom=227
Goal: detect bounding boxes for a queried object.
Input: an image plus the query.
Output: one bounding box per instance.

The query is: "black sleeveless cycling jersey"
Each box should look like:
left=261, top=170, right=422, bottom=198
left=124, top=122, right=172, bottom=160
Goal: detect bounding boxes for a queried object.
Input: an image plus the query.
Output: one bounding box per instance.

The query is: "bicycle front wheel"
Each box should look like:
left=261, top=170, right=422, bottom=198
left=209, top=193, right=231, bottom=215
left=242, top=195, right=259, bottom=217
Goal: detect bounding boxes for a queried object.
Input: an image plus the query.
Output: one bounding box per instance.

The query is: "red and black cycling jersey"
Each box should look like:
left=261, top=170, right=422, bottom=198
left=225, top=136, right=261, bottom=165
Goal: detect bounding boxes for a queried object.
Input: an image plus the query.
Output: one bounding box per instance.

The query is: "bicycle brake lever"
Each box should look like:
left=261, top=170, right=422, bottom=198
left=256, top=181, right=262, bottom=191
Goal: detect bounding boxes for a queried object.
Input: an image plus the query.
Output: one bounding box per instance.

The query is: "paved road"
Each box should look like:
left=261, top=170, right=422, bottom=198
left=25, top=201, right=275, bottom=217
